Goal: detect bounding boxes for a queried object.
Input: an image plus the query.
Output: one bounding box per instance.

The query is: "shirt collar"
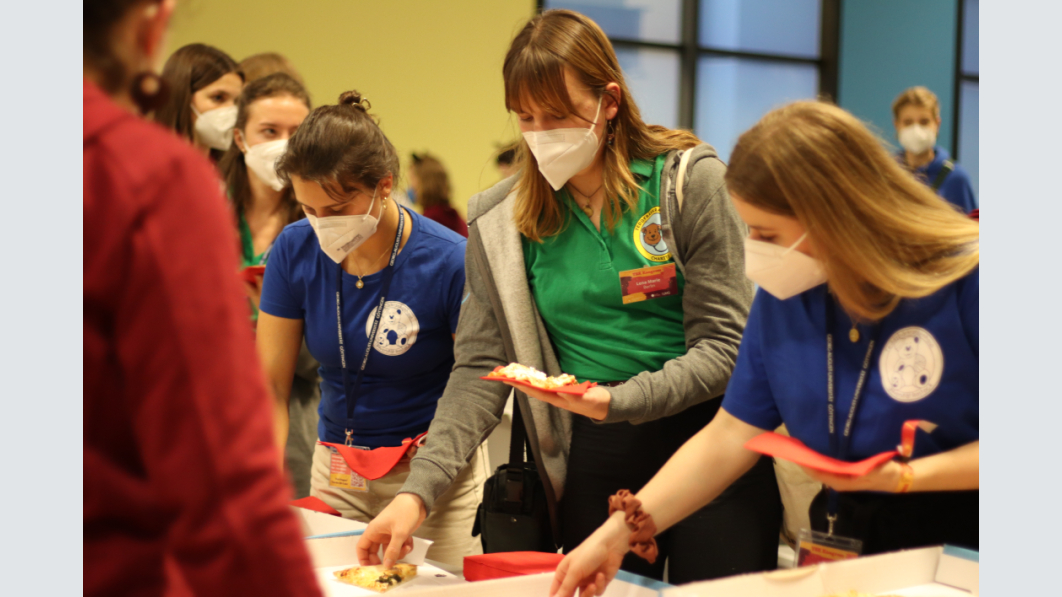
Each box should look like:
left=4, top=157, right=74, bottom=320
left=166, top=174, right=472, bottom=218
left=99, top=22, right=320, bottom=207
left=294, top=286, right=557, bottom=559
left=629, top=158, right=654, bottom=179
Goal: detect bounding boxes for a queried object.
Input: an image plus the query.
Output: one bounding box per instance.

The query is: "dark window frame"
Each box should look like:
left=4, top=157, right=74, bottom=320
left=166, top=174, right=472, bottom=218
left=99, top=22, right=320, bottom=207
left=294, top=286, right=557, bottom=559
left=952, top=0, right=978, bottom=159
left=538, top=0, right=841, bottom=131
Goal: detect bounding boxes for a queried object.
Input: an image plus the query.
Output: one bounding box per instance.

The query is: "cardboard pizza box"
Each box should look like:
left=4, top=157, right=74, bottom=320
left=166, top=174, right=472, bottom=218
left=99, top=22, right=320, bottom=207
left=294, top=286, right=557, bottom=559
left=663, top=545, right=978, bottom=597
left=290, top=505, right=433, bottom=569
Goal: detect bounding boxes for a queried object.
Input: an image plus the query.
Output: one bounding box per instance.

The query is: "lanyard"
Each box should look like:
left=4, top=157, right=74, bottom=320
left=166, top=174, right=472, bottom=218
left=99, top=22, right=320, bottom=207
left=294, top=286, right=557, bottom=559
left=825, top=294, right=880, bottom=532
left=337, top=207, right=405, bottom=446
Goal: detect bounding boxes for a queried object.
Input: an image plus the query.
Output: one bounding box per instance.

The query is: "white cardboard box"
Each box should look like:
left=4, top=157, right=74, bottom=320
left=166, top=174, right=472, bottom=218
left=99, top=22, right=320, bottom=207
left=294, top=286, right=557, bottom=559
left=663, top=545, right=978, bottom=597
left=290, top=506, right=433, bottom=569
left=399, top=570, right=667, bottom=597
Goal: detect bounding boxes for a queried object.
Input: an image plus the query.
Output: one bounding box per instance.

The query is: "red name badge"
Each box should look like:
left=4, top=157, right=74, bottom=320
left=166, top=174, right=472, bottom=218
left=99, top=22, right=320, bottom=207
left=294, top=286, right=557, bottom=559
left=620, top=263, right=678, bottom=304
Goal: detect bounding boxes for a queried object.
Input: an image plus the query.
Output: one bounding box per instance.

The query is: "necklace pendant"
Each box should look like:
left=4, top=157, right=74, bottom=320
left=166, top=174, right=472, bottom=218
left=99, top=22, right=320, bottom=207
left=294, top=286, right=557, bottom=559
left=581, top=205, right=593, bottom=217
left=355, top=279, right=364, bottom=289
left=849, top=327, right=860, bottom=343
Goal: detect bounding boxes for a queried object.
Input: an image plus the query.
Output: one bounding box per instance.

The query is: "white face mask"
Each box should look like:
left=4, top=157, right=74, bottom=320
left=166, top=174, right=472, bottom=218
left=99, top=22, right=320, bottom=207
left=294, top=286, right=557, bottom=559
left=244, top=138, right=288, bottom=191
left=522, top=98, right=603, bottom=191
left=305, top=189, right=382, bottom=264
left=192, top=104, right=237, bottom=150
left=897, top=124, right=936, bottom=155
left=744, top=232, right=827, bottom=300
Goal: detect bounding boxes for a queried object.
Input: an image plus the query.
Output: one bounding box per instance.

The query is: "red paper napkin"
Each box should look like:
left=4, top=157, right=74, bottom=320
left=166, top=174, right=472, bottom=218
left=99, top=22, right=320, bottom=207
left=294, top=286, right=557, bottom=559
left=240, top=265, right=266, bottom=284
left=745, top=432, right=897, bottom=477
left=290, top=496, right=342, bottom=517
left=480, top=376, right=598, bottom=396
left=464, top=552, right=564, bottom=581
left=319, top=432, right=427, bottom=481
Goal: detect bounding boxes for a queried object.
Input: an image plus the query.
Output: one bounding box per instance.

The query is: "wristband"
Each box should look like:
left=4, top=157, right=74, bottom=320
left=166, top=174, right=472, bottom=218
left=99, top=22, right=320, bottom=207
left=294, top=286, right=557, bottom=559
left=896, top=462, right=915, bottom=493
left=607, top=490, right=658, bottom=564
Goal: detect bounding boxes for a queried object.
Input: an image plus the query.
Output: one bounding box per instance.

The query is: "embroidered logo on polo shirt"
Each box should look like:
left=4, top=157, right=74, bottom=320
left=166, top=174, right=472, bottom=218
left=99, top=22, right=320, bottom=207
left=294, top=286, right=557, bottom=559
left=365, top=301, right=419, bottom=356
left=633, top=206, right=670, bottom=262
left=879, top=327, right=944, bottom=403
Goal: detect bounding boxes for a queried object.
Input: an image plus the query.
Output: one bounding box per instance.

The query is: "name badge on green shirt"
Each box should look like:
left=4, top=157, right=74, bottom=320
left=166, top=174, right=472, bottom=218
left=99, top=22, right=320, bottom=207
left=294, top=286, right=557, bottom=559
left=620, top=263, right=678, bottom=304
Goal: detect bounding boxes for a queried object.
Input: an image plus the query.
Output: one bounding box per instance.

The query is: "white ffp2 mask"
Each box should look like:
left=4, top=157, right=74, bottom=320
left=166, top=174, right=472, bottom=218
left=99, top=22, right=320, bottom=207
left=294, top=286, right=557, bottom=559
left=744, top=233, right=827, bottom=300
left=897, top=124, right=936, bottom=155
left=244, top=139, right=288, bottom=191
left=306, top=190, right=382, bottom=264
left=522, top=98, right=603, bottom=191
left=192, top=104, right=237, bottom=150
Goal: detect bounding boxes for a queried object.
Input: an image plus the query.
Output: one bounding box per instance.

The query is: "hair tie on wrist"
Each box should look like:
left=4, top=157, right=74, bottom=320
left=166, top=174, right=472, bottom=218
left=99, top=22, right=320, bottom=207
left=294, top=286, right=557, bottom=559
left=608, top=490, right=658, bottom=564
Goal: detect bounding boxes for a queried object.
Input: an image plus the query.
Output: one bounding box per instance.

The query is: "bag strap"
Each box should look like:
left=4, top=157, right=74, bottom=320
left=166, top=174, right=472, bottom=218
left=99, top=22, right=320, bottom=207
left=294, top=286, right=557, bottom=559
left=931, top=159, right=954, bottom=191
left=674, top=147, right=696, bottom=214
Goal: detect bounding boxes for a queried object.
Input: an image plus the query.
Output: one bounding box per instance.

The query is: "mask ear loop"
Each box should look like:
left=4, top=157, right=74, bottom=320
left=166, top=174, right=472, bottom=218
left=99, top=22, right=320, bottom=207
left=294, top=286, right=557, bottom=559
left=781, top=232, right=810, bottom=256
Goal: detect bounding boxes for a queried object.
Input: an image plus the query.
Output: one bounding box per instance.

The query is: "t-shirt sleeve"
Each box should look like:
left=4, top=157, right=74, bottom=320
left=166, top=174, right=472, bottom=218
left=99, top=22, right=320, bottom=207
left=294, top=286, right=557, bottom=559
left=443, top=240, right=468, bottom=335
left=721, top=292, right=783, bottom=431
left=942, top=168, right=978, bottom=213
left=259, top=229, right=304, bottom=319
left=959, top=267, right=979, bottom=357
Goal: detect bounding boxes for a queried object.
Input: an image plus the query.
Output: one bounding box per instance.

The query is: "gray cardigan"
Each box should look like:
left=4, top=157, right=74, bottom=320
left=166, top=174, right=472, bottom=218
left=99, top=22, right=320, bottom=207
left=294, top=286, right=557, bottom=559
left=399, top=144, right=753, bottom=521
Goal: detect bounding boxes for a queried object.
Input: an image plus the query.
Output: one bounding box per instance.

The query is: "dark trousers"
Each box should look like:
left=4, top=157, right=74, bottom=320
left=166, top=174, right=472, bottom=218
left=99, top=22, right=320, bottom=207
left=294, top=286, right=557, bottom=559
left=809, top=487, right=979, bottom=555
left=559, top=399, right=782, bottom=584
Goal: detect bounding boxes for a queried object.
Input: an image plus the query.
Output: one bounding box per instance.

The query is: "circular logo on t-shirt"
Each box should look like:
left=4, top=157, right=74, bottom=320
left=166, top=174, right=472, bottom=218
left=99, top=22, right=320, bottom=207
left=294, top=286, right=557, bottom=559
left=633, top=207, right=670, bottom=262
left=365, top=301, right=419, bottom=356
left=879, top=326, right=944, bottom=403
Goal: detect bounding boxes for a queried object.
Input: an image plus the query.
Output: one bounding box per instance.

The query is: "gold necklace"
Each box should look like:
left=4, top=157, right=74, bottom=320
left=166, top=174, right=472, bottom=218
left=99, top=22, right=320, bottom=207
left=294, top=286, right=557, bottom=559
left=568, top=181, right=603, bottom=217
left=352, top=199, right=390, bottom=289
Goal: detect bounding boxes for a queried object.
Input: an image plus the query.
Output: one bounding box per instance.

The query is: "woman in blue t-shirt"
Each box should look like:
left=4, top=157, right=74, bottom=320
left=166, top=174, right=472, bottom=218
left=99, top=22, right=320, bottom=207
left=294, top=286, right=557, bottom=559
left=256, top=90, right=487, bottom=567
left=550, top=101, right=979, bottom=597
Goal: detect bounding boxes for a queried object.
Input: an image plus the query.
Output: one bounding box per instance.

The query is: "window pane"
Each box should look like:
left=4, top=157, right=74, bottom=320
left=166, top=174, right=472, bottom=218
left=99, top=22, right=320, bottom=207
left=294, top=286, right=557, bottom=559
left=958, top=81, right=979, bottom=201
left=545, top=0, right=682, bottom=44
left=962, top=0, right=978, bottom=75
left=615, top=46, right=680, bottom=129
left=695, top=57, right=818, bottom=163
left=700, top=0, right=821, bottom=58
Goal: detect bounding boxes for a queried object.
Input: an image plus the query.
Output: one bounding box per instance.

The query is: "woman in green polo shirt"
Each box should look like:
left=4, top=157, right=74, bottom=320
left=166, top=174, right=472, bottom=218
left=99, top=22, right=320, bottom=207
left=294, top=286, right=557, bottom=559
left=357, top=10, right=781, bottom=583
left=218, top=72, right=320, bottom=498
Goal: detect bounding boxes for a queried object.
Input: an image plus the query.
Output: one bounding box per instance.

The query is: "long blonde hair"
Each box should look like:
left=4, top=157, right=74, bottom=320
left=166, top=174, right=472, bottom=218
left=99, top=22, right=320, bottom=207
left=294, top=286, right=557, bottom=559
left=504, top=9, right=700, bottom=242
left=725, top=101, right=979, bottom=321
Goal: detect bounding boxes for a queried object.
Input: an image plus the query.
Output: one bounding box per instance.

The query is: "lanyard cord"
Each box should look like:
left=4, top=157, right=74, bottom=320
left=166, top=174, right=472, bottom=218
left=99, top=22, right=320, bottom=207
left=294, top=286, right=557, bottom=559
left=825, top=294, right=880, bottom=532
left=337, top=207, right=405, bottom=446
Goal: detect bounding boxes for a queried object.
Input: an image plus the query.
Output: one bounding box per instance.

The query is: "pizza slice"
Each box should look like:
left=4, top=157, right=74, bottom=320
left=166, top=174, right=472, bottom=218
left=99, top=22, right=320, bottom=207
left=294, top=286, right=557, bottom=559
left=485, top=363, right=579, bottom=390
left=333, top=564, right=417, bottom=593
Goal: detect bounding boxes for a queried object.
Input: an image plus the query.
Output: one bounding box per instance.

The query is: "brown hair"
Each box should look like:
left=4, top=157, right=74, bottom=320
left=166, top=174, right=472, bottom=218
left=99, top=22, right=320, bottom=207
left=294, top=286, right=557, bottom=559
left=154, top=43, right=242, bottom=143
left=505, top=9, right=700, bottom=241
left=726, top=101, right=978, bottom=321
left=239, top=52, right=305, bottom=86
left=277, top=90, right=399, bottom=201
left=218, top=73, right=311, bottom=226
left=410, top=154, right=452, bottom=209
left=84, top=0, right=160, bottom=93
left=891, top=86, right=941, bottom=121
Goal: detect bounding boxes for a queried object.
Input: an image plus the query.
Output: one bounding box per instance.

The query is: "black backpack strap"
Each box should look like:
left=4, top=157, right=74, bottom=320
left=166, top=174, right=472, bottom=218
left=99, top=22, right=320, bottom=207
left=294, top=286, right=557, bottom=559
left=932, top=159, right=955, bottom=191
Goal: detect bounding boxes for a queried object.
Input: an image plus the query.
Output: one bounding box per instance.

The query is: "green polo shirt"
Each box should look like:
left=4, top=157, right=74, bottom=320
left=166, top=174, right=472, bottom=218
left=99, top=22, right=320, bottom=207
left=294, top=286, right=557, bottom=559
left=522, top=154, right=686, bottom=383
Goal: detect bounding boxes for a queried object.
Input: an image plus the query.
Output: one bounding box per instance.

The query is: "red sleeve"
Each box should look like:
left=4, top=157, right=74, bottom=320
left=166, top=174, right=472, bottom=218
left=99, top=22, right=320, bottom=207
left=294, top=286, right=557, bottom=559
left=115, top=152, right=321, bottom=596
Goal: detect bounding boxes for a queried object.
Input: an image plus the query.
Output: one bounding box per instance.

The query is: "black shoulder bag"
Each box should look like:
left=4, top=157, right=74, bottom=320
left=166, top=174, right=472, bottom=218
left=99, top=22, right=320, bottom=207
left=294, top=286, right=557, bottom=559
left=471, top=398, right=556, bottom=553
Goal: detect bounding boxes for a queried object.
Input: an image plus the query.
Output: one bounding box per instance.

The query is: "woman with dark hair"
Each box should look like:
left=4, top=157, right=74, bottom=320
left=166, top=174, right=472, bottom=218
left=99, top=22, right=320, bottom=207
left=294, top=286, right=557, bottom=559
left=154, top=42, right=243, bottom=157
left=256, top=90, right=487, bottom=566
left=408, top=153, right=467, bottom=237
left=84, top=1, right=319, bottom=596
left=217, top=73, right=321, bottom=498
left=359, top=9, right=780, bottom=583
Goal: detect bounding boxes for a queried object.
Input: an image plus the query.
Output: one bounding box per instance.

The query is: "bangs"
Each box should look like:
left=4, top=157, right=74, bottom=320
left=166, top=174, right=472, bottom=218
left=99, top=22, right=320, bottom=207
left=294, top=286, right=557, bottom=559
left=504, top=48, right=578, bottom=119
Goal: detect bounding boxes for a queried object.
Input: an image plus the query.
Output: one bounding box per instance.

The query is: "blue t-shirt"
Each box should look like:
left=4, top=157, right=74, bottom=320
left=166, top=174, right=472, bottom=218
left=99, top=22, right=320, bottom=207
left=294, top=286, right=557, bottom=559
left=723, top=269, right=978, bottom=462
left=904, top=146, right=978, bottom=213
left=260, top=209, right=466, bottom=447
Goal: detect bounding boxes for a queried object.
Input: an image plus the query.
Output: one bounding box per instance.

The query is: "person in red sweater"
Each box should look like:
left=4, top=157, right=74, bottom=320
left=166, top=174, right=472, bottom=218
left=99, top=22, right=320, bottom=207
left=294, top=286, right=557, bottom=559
left=84, top=1, right=321, bottom=595
left=408, top=153, right=468, bottom=237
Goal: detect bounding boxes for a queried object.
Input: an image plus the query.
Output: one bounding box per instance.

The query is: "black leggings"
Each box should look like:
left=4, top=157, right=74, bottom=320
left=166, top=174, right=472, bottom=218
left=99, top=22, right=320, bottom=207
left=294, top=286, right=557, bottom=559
left=559, top=399, right=782, bottom=584
left=809, top=487, right=979, bottom=555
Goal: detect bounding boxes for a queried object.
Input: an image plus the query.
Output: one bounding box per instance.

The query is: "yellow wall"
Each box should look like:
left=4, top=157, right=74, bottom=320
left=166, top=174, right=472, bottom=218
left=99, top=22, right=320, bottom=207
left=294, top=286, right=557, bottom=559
left=167, top=0, right=537, bottom=217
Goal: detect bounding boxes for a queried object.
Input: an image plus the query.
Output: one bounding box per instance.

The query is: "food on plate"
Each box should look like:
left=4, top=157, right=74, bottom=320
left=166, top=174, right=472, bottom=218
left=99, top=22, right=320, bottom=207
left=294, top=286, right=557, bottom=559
left=485, top=363, right=578, bottom=390
left=333, top=564, right=417, bottom=592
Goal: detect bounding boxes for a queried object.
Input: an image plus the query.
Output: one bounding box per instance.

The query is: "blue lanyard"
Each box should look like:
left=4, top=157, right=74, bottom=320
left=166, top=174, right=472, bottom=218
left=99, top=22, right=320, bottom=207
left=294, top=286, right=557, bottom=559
left=825, top=294, right=880, bottom=531
left=336, top=207, right=405, bottom=446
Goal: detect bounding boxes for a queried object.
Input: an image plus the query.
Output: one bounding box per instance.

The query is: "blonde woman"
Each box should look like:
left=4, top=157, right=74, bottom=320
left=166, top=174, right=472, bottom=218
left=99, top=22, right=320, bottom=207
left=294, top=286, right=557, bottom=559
left=549, top=101, right=979, bottom=597
left=358, top=9, right=781, bottom=583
